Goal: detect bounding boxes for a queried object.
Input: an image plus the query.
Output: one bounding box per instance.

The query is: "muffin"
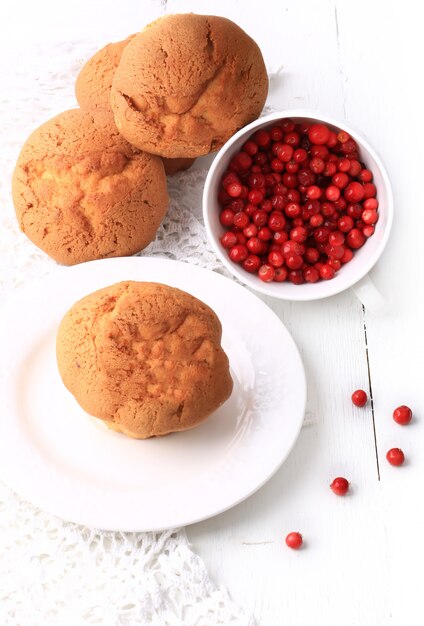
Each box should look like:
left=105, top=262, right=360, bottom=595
left=75, top=36, right=194, bottom=175
left=111, top=14, right=268, bottom=158
left=12, top=109, right=168, bottom=265
left=75, top=36, right=135, bottom=111
left=56, top=281, right=233, bottom=438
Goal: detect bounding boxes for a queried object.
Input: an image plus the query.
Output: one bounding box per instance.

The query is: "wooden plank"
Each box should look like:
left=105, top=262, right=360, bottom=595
left=164, top=0, right=391, bottom=623
left=334, top=1, right=424, bottom=624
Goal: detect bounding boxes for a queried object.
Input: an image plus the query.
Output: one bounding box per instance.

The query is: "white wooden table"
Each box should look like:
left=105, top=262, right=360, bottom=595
left=2, top=1, right=422, bottom=624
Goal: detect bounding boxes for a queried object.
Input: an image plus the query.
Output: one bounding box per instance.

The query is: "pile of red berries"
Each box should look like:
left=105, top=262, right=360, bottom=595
left=218, top=119, right=379, bottom=283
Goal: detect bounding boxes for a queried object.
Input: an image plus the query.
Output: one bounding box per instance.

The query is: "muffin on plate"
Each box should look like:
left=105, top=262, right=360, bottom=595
left=56, top=281, right=233, bottom=438
left=12, top=109, right=168, bottom=265
left=111, top=14, right=268, bottom=158
left=75, top=36, right=194, bottom=175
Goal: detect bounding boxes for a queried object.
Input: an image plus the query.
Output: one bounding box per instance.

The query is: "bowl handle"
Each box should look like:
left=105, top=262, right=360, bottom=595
left=351, top=274, right=389, bottom=315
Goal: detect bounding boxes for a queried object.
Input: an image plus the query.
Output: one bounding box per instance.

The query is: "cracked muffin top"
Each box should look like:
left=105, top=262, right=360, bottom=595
left=56, top=281, right=233, bottom=438
left=110, top=14, right=268, bottom=158
left=75, top=36, right=135, bottom=111
left=75, top=36, right=195, bottom=176
left=12, top=109, right=168, bottom=265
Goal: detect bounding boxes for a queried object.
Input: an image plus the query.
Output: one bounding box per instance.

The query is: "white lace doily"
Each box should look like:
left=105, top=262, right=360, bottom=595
left=0, top=41, right=255, bottom=626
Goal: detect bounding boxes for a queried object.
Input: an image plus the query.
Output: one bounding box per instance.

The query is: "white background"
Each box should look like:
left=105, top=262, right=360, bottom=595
left=1, top=1, right=423, bottom=624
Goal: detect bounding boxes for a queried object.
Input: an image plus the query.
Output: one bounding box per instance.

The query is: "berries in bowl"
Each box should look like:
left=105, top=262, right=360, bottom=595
left=203, top=111, right=393, bottom=300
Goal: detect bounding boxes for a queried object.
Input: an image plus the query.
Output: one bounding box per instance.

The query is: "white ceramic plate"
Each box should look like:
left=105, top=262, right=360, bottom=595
left=0, top=257, right=306, bottom=531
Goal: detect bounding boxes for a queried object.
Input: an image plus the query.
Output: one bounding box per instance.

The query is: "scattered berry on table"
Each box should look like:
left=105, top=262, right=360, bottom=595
left=330, top=477, right=350, bottom=496
left=351, top=389, right=368, bottom=407
left=218, top=118, right=379, bottom=283
left=393, top=405, right=413, bottom=425
left=386, top=448, right=405, bottom=466
left=285, top=532, right=303, bottom=549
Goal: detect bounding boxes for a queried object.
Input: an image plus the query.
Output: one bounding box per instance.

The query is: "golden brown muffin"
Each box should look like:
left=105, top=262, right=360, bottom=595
left=75, top=36, right=135, bottom=111
left=12, top=109, right=168, bottom=265
left=75, top=37, right=195, bottom=175
left=111, top=14, right=268, bottom=158
left=56, top=281, right=233, bottom=438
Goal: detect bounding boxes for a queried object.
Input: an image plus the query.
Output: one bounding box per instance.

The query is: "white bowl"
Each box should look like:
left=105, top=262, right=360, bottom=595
left=203, top=110, right=393, bottom=301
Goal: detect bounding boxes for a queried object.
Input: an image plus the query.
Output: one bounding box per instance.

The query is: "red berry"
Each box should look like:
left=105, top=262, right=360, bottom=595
left=254, top=129, right=271, bottom=148
left=275, top=143, right=294, bottom=162
left=268, top=211, right=286, bottom=232
left=348, top=160, right=362, bottom=177
left=363, top=198, right=378, bottom=211
left=306, top=185, right=321, bottom=200
left=290, top=226, right=308, bottom=243
left=253, top=210, right=268, bottom=227
left=332, top=172, right=350, bottom=189
left=285, top=532, right=303, bottom=550
left=386, top=448, right=405, bottom=466
left=393, top=405, right=413, bottom=425
left=227, top=182, right=243, bottom=198
left=363, top=225, right=375, bottom=238
left=273, top=230, right=289, bottom=244
left=346, top=228, right=365, bottom=249
left=310, top=157, right=325, bottom=173
left=358, top=169, right=373, bottom=183
left=319, top=264, right=335, bottom=280
left=344, top=182, right=365, bottom=202
left=286, top=254, right=303, bottom=270
left=274, top=267, right=288, bottom=282
left=282, top=173, right=298, bottom=188
left=328, top=231, right=345, bottom=246
left=337, top=130, right=350, bottom=144
left=235, top=233, right=247, bottom=245
left=313, top=227, right=330, bottom=243
left=233, top=212, right=249, bottom=229
left=229, top=244, right=248, bottom=263
left=293, top=148, right=308, bottom=163
left=248, top=173, right=266, bottom=189
left=284, top=131, right=300, bottom=147
left=323, top=162, right=337, bottom=177
left=243, top=140, right=258, bottom=156
left=257, top=226, right=273, bottom=241
left=247, top=237, right=265, bottom=255
left=341, top=247, right=353, bottom=263
left=243, top=223, right=258, bottom=239
left=282, top=240, right=304, bottom=257
left=325, top=244, right=345, bottom=260
left=268, top=250, right=284, bottom=268
left=258, top=264, right=275, bottom=282
left=270, top=126, right=283, bottom=142
left=248, top=189, right=264, bottom=205
left=362, top=209, right=378, bottom=225
left=288, top=270, right=305, bottom=284
left=305, top=247, right=320, bottom=264
left=326, top=185, right=341, bottom=201
left=363, top=182, right=377, bottom=199
left=328, top=258, right=341, bottom=271
left=326, top=131, right=338, bottom=147
left=220, top=209, right=234, bottom=227
left=220, top=231, right=238, bottom=249
left=308, top=123, right=330, bottom=145
left=337, top=158, right=351, bottom=172
left=285, top=202, right=301, bottom=218
left=235, top=152, right=253, bottom=171
left=338, top=215, right=354, bottom=233
left=310, top=213, right=324, bottom=227
left=346, top=203, right=363, bottom=219
left=304, top=266, right=319, bottom=283
left=330, top=477, right=350, bottom=496
left=352, top=389, right=367, bottom=407
left=271, top=158, right=284, bottom=172
left=321, top=202, right=336, bottom=217
left=242, top=254, right=261, bottom=273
